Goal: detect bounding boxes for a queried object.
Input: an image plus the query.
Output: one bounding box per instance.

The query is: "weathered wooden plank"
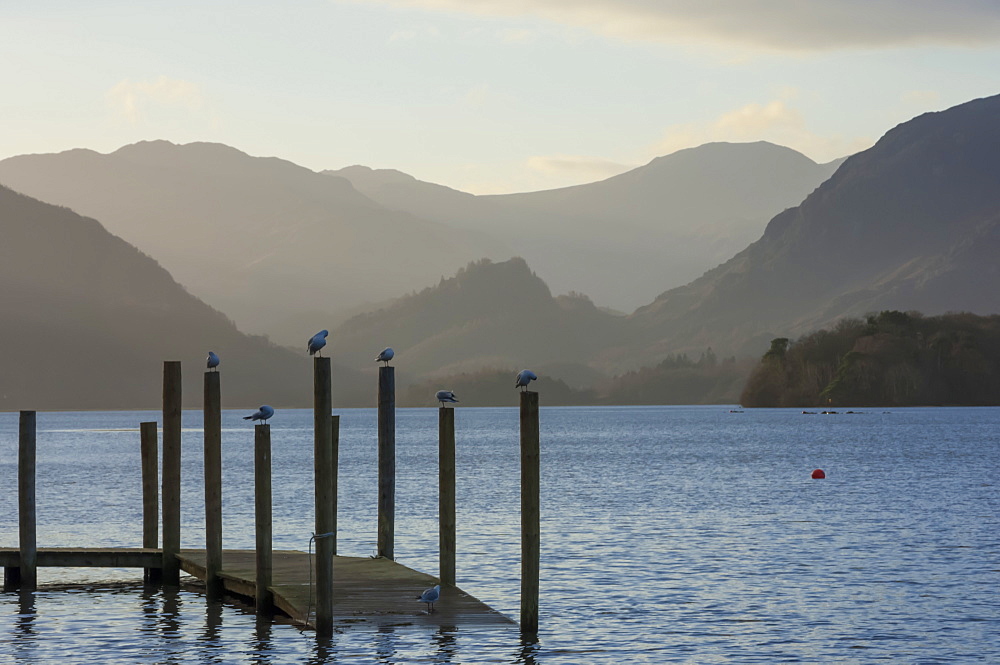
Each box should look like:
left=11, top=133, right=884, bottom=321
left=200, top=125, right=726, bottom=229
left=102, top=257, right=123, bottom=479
left=177, top=550, right=515, bottom=629
left=0, top=548, right=163, bottom=568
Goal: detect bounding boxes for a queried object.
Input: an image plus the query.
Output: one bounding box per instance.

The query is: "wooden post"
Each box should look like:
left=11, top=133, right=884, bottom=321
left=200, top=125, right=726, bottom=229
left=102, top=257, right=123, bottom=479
left=439, top=407, right=456, bottom=586
left=140, top=421, right=160, bottom=584
left=18, top=410, right=37, bottom=590
left=204, top=370, right=223, bottom=596
left=313, top=357, right=334, bottom=636
left=520, top=391, right=540, bottom=634
left=162, top=360, right=182, bottom=586
left=254, top=424, right=273, bottom=615
left=377, top=366, right=395, bottom=560
left=330, top=415, right=339, bottom=555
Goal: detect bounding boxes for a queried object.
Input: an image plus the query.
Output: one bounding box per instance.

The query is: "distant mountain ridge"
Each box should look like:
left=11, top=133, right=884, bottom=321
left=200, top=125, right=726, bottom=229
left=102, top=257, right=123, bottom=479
left=628, top=94, right=1000, bottom=359
left=0, top=183, right=322, bottom=409
left=329, top=142, right=843, bottom=310
left=0, top=141, right=512, bottom=343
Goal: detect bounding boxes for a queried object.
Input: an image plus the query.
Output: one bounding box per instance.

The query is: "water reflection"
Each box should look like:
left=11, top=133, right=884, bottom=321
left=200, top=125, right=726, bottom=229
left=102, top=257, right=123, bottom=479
left=248, top=615, right=274, bottom=665
left=13, top=590, right=37, bottom=664
left=374, top=624, right=398, bottom=662
left=432, top=625, right=458, bottom=663
left=515, top=635, right=540, bottom=665
left=310, top=633, right=336, bottom=665
left=200, top=595, right=224, bottom=663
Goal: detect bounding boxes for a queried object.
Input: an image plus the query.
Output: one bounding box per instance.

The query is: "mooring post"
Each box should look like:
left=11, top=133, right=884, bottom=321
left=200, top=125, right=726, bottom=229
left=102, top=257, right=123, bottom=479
left=520, top=391, right=540, bottom=634
left=18, top=410, right=37, bottom=590
left=162, top=360, right=182, bottom=586
left=313, top=357, right=334, bottom=636
left=439, top=406, right=456, bottom=586
left=204, top=370, right=223, bottom=596
left=377, top=366, right=395, bottom=560
left=254, top=424, right=274, bottom=615
left=140, top=421, right=160, bottom=584
left=330, top=415, right=339, bottom=555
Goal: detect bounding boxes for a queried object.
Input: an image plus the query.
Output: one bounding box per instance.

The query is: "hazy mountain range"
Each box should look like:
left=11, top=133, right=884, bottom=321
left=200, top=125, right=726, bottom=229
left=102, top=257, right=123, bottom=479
left=328, top=142, right=843, bottom=312
left=0, top=141, right=839, bottom=345
left=0, top=142, right=511, bottom=343
left=0, top=94, right=998, bottom=408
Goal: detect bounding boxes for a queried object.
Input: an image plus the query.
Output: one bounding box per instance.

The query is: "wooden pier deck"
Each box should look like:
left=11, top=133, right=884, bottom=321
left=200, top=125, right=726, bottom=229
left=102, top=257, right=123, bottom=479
left=1, top=547, right=515, bottom=630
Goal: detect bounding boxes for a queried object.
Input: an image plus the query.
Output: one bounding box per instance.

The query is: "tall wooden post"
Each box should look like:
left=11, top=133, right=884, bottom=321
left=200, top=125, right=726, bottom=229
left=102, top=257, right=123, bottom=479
left=204, top=370, right=223, bottom=595
left=162, top=360, right=182, bottom=586
left=330, top=415, right=339, bottom=555
left=520, top=391, right=540, bottom=634
left=254, top=424, right=273, bottom=615
left=18, top=410, right=37, bottom=590
left=313, top=357, right=334, bottom=636
left=140, top=421, right=160, bottom=584
left=439, top=407, right=456, bottom=586
left=377, top=366, right=395, bottom=560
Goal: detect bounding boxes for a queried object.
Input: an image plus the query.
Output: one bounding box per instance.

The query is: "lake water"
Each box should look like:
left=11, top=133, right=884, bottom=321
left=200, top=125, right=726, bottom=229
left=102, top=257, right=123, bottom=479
left=1, top=405, right=998, bottom=663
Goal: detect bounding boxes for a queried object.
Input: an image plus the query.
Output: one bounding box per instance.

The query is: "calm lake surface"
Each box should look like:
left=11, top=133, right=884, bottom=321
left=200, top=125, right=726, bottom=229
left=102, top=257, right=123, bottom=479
left=1, top=405, right=998, bottom=663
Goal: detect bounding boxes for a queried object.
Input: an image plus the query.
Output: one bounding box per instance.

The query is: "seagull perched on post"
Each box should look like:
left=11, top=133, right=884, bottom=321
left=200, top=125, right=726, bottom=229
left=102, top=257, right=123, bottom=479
left=417, top=584, right=441, bottom=613
left=206, top=351, right=220, bottom=371
left=515, top=369, right=537, bottom=391
left=436, top=390, right=459, bottom=406
left=243, top=405, right=274, bottom=424
left=307, top=330, right=328, bottom=356
left=375, top=347, right=394, bottom=366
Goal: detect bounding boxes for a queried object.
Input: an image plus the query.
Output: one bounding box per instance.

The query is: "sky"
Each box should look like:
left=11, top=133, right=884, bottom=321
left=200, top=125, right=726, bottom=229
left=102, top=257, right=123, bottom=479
left=2, top=1, right=999, bottom=194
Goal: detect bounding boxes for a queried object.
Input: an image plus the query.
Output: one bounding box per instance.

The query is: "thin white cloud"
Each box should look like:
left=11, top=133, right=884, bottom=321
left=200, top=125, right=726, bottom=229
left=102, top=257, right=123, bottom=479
left=107, top=76, right=204, bottom=123
left=526, top=154, right=633, bottom=179
left=344, top=0, right=1000, bottom=51
left=655, top=98, right=873, bottom=162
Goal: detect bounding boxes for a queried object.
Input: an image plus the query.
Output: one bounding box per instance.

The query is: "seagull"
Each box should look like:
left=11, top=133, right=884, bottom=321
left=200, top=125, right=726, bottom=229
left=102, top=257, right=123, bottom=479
left=417, top=584, right=441, bottom=613
left=307, top=330, right=328, bottom=357
left=206, top=351, right=220, bottom=371
left=375, top=347, right=394, bottom=366
left=436, top=390, right=459, bottom=406
left=515, top=369, right=538, bottom=391
left=243, top=405, right=274, bottom=424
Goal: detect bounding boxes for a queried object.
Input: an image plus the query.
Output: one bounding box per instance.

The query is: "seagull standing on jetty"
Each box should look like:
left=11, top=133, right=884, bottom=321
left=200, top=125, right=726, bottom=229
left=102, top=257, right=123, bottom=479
left=417, top=584, right=441, bottom=613
left=206, top=351, right=220, bottom=371
left=515, top=369, right=538, bottom=391
left=376, top=347, right=394, bottom=366
left=436, top=390, right=459, bottom=406
left=307, top=330, right=328, bottom=356
left=244, top=405, right=274, bottom=424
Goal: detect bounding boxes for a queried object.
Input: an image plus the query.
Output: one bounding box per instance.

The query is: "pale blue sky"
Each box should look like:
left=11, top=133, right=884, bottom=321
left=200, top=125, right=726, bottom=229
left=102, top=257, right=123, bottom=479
left=2, top=0, right=998, bottom=192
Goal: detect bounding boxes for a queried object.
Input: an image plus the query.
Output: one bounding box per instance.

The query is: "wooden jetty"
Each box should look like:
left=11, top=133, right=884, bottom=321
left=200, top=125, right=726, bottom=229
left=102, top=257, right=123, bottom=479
left=2, top=547, right=512, bottom=629
left=3, top=359, right=538, bottom=635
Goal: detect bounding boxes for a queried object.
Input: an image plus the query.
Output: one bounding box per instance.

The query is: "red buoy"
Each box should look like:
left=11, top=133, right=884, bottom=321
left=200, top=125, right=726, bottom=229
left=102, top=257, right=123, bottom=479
left=811, top=468, right=826, bottom=479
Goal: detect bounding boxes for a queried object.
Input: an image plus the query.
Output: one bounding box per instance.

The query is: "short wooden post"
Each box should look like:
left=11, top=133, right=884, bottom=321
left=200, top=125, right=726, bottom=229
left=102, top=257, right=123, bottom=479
left=377, top=366, right=395, bottom=560
left=313, top=357, right=334, bottom=636
left=140, top=421, right=160, bottom=584
left=254, top=424, right=273, bottom=615
left=520, top=391, right=540, bottom=634
left=439, top=407, right=456, bottom=586
left=162, top=360, right=182, bottom=586
left=18, top=410, right=37, bottom=590
left=204, top=370, right=223, bottom=596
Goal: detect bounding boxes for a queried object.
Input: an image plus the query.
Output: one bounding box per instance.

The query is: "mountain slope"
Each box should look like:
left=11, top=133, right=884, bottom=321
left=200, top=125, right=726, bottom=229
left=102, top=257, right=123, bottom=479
left=330, top=143, right=843, bottom=310
left=0, top=184, right=367, bottom=409
left=328, top=257, right=624, bottom=383
left=629, top=94, right=1000, bottom=360
left=0, top=141, right=511, bottom=343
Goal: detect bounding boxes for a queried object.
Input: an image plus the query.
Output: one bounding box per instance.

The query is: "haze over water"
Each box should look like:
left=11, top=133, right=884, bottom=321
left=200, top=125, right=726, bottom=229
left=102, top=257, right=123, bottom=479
left=1, top=405, right=998, bottom=663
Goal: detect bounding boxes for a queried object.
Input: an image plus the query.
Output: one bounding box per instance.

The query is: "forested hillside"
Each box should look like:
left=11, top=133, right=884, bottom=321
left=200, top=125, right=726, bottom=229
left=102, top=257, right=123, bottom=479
left=740, top=311, right=1000, bottom=407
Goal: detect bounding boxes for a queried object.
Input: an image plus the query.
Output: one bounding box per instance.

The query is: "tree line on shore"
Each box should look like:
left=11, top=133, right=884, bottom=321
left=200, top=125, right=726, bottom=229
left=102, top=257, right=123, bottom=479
left=740, top=311, right=1000, bottom=407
